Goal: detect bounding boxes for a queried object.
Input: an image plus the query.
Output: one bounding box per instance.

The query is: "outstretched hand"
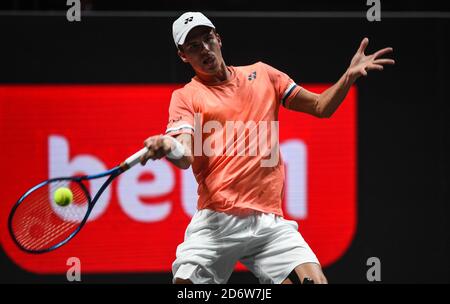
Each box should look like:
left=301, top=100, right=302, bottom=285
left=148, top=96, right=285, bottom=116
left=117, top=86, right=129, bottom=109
left=140, top=135, right=173, bottom=165
left=347, top=37, right=395, bottom=82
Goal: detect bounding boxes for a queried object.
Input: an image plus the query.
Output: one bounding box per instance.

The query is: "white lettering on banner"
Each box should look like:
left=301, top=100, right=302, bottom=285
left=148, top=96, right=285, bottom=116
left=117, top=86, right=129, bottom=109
left=66, top=0, right=81, bottom=22
left=258, top=121, right=280, bottom=168
left=181, top=169, right=198, bottom=217
left=49, top=135, right=110, bottom=222
left=366, top=0, right=382, bottom=22
left=366, top=257, right=382, bottom=282
left=281, top=140, right=308, bottom=219
left=48, top=135, right=307, bottom=222
left=66, top=257, right=82, bottom=282
left=117, top=162, right=174, bottom=222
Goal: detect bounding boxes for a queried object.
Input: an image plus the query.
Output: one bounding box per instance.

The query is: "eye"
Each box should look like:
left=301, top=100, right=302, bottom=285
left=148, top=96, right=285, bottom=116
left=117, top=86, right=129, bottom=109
left=188, top=43, right=200, bottom=51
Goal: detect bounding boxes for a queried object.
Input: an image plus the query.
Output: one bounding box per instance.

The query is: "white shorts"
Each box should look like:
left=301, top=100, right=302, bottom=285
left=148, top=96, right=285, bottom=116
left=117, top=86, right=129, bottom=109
left=172, top=209, right=320, bottom=284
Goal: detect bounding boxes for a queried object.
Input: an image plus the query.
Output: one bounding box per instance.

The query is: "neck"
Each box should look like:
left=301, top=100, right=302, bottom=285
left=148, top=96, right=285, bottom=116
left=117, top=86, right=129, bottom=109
left=196, top=61, right=230, bottom=85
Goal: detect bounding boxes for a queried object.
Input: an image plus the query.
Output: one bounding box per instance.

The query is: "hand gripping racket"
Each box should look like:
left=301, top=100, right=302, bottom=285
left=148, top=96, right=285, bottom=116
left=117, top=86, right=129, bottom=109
left=8, top=147, right=149, bottom=254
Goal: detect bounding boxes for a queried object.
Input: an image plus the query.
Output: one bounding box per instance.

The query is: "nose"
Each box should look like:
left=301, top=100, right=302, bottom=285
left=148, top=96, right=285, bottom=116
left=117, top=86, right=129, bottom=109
left=200, top=41, right=210, bottom=52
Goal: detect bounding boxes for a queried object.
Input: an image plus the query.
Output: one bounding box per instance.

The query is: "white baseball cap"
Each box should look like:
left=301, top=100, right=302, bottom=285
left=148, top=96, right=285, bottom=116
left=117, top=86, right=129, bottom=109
left=172, top=12, right=215, bottom=47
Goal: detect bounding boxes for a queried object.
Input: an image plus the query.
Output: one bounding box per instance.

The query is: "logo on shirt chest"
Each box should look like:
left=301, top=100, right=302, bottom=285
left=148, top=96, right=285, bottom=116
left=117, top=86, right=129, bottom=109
left=247, top=71, right=257, bottom=81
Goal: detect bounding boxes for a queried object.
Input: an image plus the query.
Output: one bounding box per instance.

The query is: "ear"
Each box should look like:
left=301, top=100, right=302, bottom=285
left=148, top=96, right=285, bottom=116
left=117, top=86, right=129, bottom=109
left=177, top=49, right=189, bottom=63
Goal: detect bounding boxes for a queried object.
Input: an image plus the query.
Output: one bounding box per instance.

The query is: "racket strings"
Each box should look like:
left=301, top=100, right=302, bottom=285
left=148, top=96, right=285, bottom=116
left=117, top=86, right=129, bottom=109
left=11, top=180, right=90, bottom=252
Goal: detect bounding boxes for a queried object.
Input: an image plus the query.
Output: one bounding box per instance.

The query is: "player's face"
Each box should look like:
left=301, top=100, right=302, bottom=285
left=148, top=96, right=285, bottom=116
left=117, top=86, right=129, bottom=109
left=178, top=27, right=224, bottom=75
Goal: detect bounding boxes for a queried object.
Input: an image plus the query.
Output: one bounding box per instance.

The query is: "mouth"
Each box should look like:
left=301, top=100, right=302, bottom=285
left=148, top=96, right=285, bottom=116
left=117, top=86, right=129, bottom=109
left=202, top=55, right=216, bottom=66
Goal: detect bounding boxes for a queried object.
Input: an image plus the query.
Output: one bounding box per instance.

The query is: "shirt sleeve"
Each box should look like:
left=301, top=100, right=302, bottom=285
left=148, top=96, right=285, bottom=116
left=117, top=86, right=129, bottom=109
left=260, top=62, right=302, bottom=108
left=165, top=90, right=195, bottom=137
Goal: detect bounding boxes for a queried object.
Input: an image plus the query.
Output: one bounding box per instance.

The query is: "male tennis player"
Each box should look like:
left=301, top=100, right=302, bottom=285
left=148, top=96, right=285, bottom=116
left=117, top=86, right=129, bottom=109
left=140, top=12, right=394, bottom=284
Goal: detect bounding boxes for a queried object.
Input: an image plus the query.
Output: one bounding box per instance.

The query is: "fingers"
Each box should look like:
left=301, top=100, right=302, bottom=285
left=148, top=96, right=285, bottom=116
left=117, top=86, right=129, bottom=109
left=360, top=67, right=368, bottom=77
left=357, top=37, right=369, bottom=54
left=373, top=58, right=395, bottom=65
left=140, top=153, right=149, bottom=166
left=373, top=47, right=393, bottom=59
left=141, top=148, right=163, bottom=164
left=139, top=150, right=152, bottom=166
left=140, top=135, right=170, bottom=165
left=140, top=138, right=152, bottom=165
left=366, top=64, right=384, bottom=71
left=140, top=144, right=156, bottom=165
left=358, top=61, right=391, bottom=78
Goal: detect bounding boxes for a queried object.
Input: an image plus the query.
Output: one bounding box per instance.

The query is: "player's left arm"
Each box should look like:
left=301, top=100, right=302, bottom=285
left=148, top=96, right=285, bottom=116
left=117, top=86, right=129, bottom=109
left=286, top=37, right=395, bottom=118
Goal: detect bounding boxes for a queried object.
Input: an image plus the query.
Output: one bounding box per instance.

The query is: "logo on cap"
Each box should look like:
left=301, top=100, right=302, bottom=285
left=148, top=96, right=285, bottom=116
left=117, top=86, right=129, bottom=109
left=184, top=16, right=193, bottom=24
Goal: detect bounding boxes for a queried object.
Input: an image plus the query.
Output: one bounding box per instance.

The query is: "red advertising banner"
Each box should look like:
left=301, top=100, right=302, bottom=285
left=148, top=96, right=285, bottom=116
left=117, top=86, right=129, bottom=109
left=0, top=85, right=356, bottom=274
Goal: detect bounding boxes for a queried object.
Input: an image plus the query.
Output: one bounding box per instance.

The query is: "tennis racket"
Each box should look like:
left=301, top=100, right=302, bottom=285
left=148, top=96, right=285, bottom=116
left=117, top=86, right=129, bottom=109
left=8, top=147, right=149, bottom=254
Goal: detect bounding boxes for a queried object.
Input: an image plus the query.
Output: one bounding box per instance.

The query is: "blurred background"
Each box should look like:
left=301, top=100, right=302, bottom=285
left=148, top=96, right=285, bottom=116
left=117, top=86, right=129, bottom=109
left=0, top=0, right=449, bottom=284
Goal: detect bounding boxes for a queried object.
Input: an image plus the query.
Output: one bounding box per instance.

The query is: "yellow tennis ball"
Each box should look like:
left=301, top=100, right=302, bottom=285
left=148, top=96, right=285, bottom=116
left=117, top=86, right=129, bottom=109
left=54, top=187, right=73, bottom=207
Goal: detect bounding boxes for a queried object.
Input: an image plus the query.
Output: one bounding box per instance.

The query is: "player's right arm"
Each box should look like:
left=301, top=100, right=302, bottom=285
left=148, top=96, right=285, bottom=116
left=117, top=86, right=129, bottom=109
left=140, top=89, right=196, bottom=169
left=139, top=133, right=193, bottom=170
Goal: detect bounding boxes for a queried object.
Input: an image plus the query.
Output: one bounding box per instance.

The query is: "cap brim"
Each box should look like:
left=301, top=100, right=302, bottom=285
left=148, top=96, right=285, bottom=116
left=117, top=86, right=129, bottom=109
left=177, top=24, right=215, bottom=46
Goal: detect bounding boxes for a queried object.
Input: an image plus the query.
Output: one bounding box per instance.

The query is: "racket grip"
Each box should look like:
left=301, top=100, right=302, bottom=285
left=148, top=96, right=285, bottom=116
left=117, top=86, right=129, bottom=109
left=122, top=147, right=148, bottom=169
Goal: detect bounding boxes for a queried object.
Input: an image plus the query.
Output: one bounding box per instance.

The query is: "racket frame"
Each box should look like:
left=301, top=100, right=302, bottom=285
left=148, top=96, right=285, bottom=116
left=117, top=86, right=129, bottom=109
left=8, top=167, right=123, bottom=254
